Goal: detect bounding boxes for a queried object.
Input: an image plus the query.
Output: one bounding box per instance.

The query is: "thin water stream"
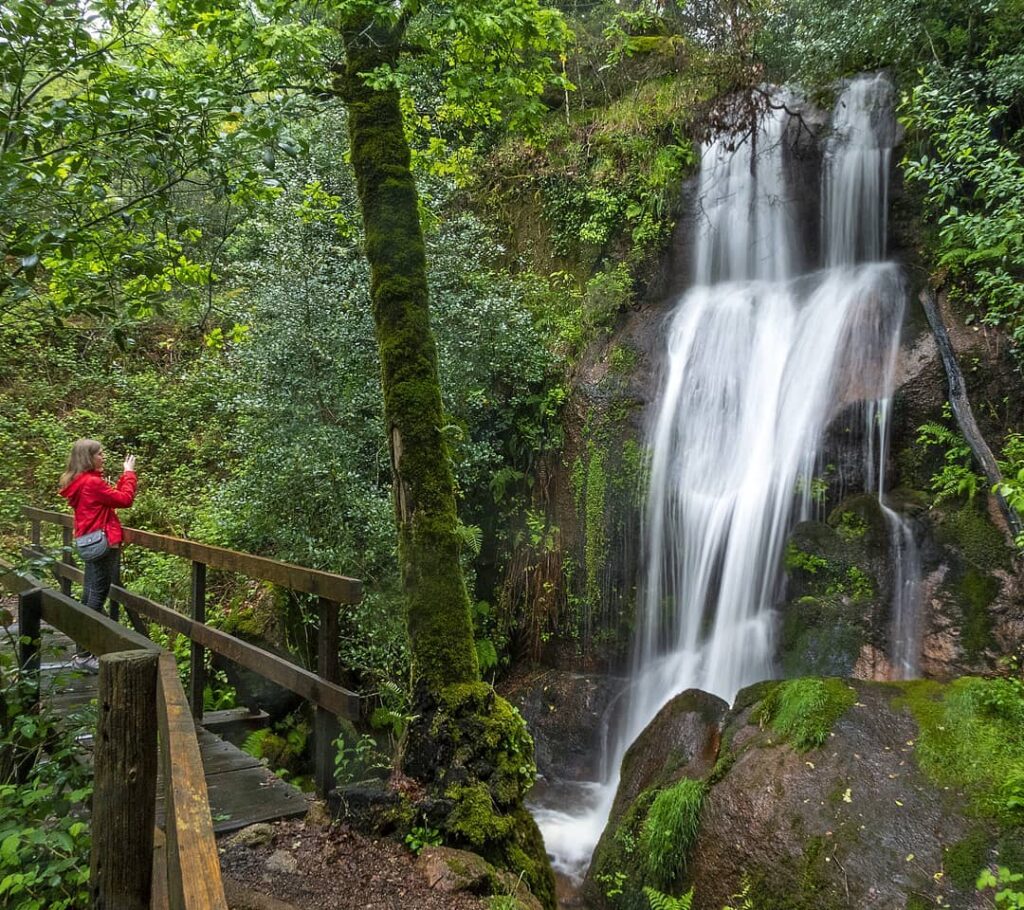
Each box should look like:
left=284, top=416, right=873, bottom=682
left=534, top=74, right=922, bottom=882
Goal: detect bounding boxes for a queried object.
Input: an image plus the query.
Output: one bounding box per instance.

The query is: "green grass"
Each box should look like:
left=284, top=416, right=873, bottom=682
left=642, top=778, right=706, bottom=889
left=897, top=677, right=1024, bottom=820
left=758, top=678, right=857, bottom=751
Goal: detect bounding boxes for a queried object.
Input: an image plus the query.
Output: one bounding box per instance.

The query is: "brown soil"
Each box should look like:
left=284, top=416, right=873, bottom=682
left=219, top=818, right=489, bottom=910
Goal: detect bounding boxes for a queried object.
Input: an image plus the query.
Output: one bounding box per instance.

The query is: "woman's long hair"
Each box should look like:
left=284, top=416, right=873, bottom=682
left=59, top=439, right=102, bottom=490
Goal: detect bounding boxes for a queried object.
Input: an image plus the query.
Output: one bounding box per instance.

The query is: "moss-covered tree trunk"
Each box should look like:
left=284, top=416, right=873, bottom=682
left=337, top=27, right=478, bottom=695
left=335, top=26, right=556, bottom=909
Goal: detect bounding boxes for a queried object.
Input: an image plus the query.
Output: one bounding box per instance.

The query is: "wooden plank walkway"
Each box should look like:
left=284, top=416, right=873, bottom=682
left=6, top=617, right=309, bottom=835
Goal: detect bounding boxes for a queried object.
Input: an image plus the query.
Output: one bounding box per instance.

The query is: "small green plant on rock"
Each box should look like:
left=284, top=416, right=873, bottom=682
left=758, top=678, right=856, bottom=751
left=404, top=824, right=442, bottom=855
left=642, top=886, right=694, bottom=910
left=642, top=778, right=706, bottom=889
left=977, top=866, right=1024, bottom=908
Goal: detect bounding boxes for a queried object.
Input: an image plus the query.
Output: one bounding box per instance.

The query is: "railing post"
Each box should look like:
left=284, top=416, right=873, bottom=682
left=61, top=526, right=73, bottom=597
left=314, top=597, right=340, bottom=798
left=12, top=588, right=42, bottom=783
left=89, top=649, right=159, bottom=910
left=17, top=588, right=41, bottom=681
left=30, top=518, right=40, bottom=550
left=189, top=561, right=207, bottom=720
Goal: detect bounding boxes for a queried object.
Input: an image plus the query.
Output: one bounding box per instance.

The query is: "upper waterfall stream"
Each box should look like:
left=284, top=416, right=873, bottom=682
left=532, top=73, right=922, bottom=881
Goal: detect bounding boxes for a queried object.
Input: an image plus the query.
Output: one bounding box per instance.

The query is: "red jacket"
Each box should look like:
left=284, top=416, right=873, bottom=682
left=59, top=470, right=137, bottom=547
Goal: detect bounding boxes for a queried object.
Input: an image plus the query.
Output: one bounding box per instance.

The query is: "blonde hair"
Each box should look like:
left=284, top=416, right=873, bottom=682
left=59, top=438, right=103, bottom=490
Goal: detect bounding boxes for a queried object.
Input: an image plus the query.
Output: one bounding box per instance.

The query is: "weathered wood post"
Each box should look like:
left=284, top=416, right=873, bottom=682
left=189, top=561, right=207, bottom=720
left=89, top=649, right=159, bottom=910
left=61, top=526, right=73, bottom=597
left=17, top=587, right=41, bottom=681
left=11, top=588, right=43, bottom=783
left=314, top=597, right=341, bottom=797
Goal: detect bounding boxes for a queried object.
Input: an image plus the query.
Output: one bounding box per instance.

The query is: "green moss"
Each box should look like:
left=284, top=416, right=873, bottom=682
left=944, top=829, right=991, bottom=890
left=584, top=446, right=607, bottom=608
left=609, top=344, right=639, bottom=375
left=783, top=542, right=830, bottom=575
left=905, top=895, right=931, bottom=910
left=956, top=567, right=998, bottom=659
left=404, top=683, right=554, bottom=909
left=744, top=833, right=847, bottom=910
left=938, top=505, right=1011, bottom=571
left=895, top=677, right=1024, bottom=820
left=446, top=783, right=515, bottom=846
left=834, top=510, right=868, bottom=541
left=758, top=678, right=857, bottom=751
left=642, top=779, right=706, bottom=890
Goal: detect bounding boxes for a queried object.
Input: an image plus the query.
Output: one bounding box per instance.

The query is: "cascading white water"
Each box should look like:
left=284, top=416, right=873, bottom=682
left=534, top=74, right=921, bottom=880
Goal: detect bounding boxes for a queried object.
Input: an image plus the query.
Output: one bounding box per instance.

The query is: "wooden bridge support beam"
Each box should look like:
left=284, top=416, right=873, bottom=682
left=189, top=561, right=207, bottom=721
left=314, top=597, right=341, bottom=798
left=89, top=649, right=159, bottom=910
left=60, top=526, right=73, bottom=598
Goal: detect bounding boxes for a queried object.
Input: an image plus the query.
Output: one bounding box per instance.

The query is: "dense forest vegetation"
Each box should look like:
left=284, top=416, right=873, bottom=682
left=2, top=0, right=1023, bottom=907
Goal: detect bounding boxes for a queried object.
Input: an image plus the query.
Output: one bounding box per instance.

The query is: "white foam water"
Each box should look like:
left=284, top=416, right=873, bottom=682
left=535, top=74, right=921, bottom=880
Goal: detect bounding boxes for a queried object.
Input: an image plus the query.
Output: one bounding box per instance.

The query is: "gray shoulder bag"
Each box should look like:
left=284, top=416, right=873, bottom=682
left=75, top=529, right=109, bottom=562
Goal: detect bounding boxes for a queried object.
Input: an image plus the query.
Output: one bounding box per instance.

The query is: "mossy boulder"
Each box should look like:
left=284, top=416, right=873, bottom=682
left=776, top=508, right=888, bottom=677
left=690, top=678, right=1014, bottom=909
left=584, top=677, right=1023, bottom=909
left=583, top=689, right=726, bottom=909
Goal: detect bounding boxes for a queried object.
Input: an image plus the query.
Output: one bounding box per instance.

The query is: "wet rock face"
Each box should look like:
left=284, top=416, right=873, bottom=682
left=583, top=689, right=728, bottom=908
left=585, top=678, right=1000, bottom=910
left=500, top=669, right=627, bottom=782
left=690, top=681, right=977, bottom=910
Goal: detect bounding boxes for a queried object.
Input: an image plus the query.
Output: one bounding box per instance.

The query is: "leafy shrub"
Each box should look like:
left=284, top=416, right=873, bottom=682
left=0, top=664, right=94, bottom=910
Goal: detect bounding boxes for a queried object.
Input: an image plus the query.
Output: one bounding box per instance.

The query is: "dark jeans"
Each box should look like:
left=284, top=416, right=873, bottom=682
left=83, top=547, right=120, bottom=615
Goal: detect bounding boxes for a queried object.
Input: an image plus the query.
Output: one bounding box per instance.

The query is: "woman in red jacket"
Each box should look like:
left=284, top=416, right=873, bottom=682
left=58, top=439, right=137, bottom=670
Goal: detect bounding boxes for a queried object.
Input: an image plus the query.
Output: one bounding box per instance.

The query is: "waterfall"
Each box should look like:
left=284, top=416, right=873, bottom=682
left=534, top=74, right=921, bottom=880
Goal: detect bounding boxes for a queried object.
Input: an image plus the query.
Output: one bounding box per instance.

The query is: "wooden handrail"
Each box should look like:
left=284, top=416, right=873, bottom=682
left=0, top=565, right=227, bottom=909
left=22, top=550, right=361, bottom=720
left=23, top=507, right=363, bottom=604
left=157, top=652, right=227, bottom=910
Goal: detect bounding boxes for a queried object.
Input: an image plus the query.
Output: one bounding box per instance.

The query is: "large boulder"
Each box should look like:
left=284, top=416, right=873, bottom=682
left=584, top=677, right=1024, bottom=910
left=501, top=669, right=627, bottom=781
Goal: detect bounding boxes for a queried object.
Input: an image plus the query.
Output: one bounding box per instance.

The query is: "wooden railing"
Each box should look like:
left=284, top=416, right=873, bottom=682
left=22, top=506, right=362, bottom=795
left=4, top=506, right=367, bottom=909
left=1, top=567, right=225, bottom=910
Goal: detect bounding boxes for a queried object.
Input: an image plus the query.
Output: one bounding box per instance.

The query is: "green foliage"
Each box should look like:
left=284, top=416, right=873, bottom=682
left=641, top=779, right=706, bottom=890
left=901, top=67, right=1024, bottom=347
left=404, top=824, right=443, bottom=855
left=0, top=665, right=94, bottom=910
left=898, top=677, right=1024, bottom=819
left=758, top=679, right=857, bottom=751
left=784, top=543, right=830, bottom=575
left=334, top=733, right=392, bottom=786
left=642, top=886, right=694, bottom=910
left=997, top=433, right=1024, bottom=549
left=977, top=867, right=1024, bottom=909
left=584, top=446, right=608, bottom=609
left=917, top=416, right=981, bottom=505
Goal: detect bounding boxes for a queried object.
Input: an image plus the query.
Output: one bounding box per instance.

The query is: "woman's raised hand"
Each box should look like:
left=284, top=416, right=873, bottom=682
left=124, top=454, right=137, bottom=472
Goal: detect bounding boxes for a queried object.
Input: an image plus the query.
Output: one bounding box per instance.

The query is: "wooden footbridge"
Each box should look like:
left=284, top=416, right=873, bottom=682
left=1, top=507, right=364, bottom=909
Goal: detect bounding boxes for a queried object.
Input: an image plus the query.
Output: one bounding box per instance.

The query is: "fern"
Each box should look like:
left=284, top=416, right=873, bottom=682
left=241, top=727, right=272, bottom=758
left=643, top=886, right=694, bottom=910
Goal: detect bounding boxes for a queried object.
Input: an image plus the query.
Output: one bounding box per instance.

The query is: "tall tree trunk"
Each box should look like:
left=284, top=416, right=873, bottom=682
left=337, top=32, right=478, bottom=696
left=335, top=30, right=557, bottom=910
